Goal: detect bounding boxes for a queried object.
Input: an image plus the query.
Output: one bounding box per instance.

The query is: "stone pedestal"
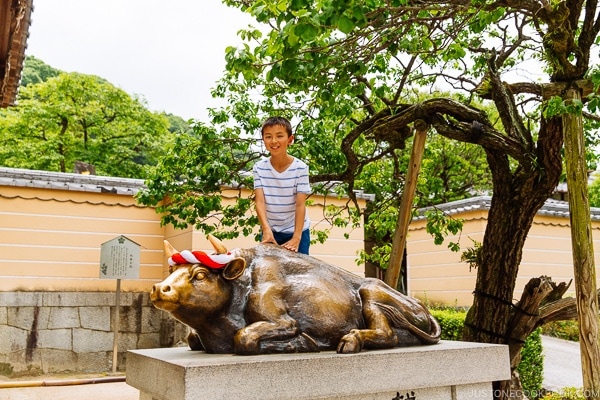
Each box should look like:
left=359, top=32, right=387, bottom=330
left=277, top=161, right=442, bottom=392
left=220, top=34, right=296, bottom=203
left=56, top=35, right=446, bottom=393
left=127, top=340, right=510, bottom=400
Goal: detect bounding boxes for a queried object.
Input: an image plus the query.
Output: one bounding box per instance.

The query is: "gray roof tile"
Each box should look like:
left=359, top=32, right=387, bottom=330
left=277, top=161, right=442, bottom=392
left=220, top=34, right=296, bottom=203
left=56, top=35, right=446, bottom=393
left=0, top=167, right=146, bottom=195
left=415, top=195, right=600, bottom=220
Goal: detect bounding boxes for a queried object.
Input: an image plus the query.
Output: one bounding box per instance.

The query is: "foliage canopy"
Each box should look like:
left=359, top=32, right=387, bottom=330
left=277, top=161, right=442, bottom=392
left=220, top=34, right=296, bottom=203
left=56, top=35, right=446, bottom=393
left=0, top=59, right=174, bottom=178
left=139, top=0, right=600, bottom=396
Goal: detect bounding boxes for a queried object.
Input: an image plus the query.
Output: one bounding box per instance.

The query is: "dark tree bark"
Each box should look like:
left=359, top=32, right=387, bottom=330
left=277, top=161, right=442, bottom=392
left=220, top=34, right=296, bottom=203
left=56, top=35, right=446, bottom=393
left=461, top=115, right=564, bottom=396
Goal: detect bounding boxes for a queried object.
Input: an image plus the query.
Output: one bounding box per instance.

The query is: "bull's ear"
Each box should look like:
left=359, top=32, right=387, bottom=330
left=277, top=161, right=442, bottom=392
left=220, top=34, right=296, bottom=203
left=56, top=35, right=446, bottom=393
left=164, top=240, right=178, bottom=257
left=222, top=258, right=246, bottom=280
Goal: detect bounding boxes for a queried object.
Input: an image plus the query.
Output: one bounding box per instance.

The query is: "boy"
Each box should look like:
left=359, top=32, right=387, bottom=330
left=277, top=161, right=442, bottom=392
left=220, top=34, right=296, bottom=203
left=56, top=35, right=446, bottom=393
left=253, top=116, right=311, bottom=254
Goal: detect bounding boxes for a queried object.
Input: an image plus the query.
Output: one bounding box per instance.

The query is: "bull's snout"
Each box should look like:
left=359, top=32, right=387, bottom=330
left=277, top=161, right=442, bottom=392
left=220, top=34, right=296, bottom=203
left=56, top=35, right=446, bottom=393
left=150, top=284, right=158, bottom=299
left=151, top=282, right=172, bottom=299
left=150, top=282, right=179, bottom=311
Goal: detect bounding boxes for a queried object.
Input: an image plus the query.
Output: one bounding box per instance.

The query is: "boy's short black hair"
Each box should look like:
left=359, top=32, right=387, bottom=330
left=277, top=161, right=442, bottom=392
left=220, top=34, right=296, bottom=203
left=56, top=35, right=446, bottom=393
left=261, top=116, right=293, bottom=137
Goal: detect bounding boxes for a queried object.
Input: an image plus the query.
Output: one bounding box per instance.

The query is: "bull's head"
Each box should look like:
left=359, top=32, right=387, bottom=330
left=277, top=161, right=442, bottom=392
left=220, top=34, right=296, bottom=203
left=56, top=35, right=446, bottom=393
left=150, top=235, right=247, bottom=315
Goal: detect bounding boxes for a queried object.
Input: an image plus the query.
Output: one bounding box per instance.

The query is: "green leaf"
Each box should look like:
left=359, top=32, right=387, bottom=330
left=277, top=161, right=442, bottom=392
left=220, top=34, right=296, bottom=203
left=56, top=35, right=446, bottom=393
left=587, top=96, right=600, bottom=113
left=442, top=43, right=467, bottom=61
left=543, top=96, right=567, bottom=118
left=338, top=15, right=355, bottom=34
left=290, top=0, right=309, bottom=10
left=294, top=22, right=319, bottom=41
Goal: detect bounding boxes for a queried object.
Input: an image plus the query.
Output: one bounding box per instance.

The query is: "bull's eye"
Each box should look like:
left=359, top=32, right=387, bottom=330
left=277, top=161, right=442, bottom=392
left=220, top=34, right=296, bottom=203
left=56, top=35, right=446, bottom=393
left=192, top=269, right=206, bottom=281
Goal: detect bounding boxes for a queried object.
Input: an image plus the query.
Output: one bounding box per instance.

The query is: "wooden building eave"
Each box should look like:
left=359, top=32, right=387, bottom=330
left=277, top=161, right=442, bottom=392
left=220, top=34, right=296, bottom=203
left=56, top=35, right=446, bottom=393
left=0, top=0, right=33, bottom=107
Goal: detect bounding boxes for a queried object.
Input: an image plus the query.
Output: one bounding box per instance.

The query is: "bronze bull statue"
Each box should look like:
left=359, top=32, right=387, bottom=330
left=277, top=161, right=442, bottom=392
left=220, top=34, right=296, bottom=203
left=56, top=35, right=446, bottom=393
left=151, top=235, right=441, bottom=355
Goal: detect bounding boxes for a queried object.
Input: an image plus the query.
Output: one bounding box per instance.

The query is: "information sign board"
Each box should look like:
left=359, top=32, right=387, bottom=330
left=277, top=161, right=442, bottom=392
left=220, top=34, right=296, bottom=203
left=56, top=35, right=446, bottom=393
left=100, top=235, right=140, bottom=280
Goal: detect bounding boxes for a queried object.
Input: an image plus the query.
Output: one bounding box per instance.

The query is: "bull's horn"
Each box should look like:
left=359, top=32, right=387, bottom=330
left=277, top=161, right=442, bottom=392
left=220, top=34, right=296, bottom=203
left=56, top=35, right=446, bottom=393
left=163, top=240, right=178, bottom=258
left=207, top=234, right=228, bottom=254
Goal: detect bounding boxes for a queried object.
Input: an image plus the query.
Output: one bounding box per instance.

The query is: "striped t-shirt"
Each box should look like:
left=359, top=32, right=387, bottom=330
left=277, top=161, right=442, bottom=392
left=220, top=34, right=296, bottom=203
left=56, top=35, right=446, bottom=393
left=253, top=157, right=311, bottom=234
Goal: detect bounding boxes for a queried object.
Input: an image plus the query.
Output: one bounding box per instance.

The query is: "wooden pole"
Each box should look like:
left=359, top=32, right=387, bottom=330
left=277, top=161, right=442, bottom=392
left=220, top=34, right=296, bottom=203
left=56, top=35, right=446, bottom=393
left=112, top=278, right=121, bottom=374
left=385, top=121, right=428, bottom=289
left=562, top=87, right=600, bottom=399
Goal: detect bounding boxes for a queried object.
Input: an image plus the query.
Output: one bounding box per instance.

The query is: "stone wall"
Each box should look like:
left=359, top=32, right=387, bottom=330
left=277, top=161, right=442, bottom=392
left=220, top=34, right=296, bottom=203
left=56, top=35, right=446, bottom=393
left=0, top=291, right=184, bottom=377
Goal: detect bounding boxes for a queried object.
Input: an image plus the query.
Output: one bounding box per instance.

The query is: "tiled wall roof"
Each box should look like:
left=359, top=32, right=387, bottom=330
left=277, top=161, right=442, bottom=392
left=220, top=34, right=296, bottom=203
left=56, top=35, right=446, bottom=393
left=0, top=166, right=146, bottom=195
left=415, top=195, right=600, bottom=220
left=3, top=167, right=592, bottom=221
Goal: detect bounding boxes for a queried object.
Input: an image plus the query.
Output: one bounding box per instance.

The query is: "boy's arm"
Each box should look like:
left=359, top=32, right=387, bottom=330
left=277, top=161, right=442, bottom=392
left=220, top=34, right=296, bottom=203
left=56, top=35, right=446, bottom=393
left=282, top=192, right=307, bottom=252
left=255, top=188, right=276, bottom=244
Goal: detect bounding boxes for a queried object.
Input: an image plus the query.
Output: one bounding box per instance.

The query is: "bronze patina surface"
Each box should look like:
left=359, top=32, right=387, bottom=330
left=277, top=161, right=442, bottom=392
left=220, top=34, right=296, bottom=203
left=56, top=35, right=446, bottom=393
left=151, top=235, right=441, bottom=355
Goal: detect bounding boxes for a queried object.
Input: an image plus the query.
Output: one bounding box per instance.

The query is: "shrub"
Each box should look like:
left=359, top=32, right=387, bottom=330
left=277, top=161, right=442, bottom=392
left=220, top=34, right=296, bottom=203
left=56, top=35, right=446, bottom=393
left=541, top=387, right=585, bottom=399
left=517, top=328, right=544, bottom=398
left=430, top=308, right=466, bottom=340
left=541, top=320, right=579, bottom=342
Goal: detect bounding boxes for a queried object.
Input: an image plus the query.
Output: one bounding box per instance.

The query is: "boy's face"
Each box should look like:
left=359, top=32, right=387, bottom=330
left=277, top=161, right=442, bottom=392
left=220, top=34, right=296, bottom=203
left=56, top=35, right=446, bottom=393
left=262, top=124, right=293, bottom=156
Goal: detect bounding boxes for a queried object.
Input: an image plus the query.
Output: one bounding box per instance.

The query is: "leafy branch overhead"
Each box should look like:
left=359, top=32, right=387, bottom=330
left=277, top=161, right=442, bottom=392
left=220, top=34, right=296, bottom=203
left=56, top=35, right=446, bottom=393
left=141, top=0, right=600, bottom=250
left=141, top=0, right=600, bottom=397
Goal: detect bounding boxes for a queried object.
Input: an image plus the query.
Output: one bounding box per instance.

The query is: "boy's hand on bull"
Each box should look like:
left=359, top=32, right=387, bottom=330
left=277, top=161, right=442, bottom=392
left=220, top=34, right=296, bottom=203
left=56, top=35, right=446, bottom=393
left=282, top=238, right=300, bottom=252
left=261, top=230, right=277, bottom=245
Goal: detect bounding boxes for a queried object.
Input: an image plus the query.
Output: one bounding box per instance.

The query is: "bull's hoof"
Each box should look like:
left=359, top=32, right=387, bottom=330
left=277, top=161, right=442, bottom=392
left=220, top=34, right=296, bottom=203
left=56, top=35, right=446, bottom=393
left=337, top=332, right=362, bottom=354
left=233, top=330, right=261, bottom=355
left=187, top=331, right=204, bottom=351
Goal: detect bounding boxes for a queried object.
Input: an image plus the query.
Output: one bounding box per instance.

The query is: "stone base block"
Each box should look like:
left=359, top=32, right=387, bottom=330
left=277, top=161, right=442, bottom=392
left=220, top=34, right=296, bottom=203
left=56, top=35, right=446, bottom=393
left=126, top=340, right=510, bottom=400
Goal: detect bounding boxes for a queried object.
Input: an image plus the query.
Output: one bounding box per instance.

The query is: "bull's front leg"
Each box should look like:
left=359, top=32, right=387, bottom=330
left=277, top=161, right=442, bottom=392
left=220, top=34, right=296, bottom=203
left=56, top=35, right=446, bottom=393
left=234, top=318, right=300, bottom=355
left=234, top=264, right=301, bottom=355
left=187, top=329, right=204, bottom=351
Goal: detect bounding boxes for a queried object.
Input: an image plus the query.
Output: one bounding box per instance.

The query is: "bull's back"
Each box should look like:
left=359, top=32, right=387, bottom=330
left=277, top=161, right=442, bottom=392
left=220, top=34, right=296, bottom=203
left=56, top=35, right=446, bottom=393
left=250, top=243, right=366, bottom=284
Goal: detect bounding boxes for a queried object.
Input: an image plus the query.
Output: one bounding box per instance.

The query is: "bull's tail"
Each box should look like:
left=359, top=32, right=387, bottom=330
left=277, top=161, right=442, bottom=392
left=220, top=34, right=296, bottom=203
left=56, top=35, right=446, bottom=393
left=375, top=302, right=441, bottom=345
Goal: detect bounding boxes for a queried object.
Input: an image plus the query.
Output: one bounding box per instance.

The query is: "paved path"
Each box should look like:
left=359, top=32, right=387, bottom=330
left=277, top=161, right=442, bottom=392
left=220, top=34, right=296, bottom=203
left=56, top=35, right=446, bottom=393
left=0, top=336, right=584, bottom=399
left=541, top=335, right=583, bottom=392
left=1, top=381, right=138, bottom=400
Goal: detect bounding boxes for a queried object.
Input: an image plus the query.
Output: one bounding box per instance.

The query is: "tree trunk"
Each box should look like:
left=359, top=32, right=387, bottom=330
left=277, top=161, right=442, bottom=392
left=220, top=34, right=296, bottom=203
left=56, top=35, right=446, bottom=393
left=506, top=277, right=554, bottom=367
left=563, top=87, right=600, bottom=399
left=496, top=276, right=575, bottom=400
left=462, top=116, right=564, bottom=400
left=462, top=173, right=548, bottom=399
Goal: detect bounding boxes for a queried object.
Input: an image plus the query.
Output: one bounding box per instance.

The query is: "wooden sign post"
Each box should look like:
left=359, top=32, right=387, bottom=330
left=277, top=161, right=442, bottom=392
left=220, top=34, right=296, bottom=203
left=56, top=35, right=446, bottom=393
left=100, top=235, right=141, bottom=373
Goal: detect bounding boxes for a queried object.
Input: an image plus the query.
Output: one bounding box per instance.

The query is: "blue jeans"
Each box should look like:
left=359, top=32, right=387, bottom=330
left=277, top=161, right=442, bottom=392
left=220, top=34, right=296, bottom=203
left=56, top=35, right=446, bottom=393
left=263, top=229, right=310, bottom=255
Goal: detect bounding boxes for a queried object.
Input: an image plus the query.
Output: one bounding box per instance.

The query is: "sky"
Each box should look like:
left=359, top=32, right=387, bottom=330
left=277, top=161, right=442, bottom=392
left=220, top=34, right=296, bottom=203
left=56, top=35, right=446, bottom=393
left=25, top=0, right=256, bottom=121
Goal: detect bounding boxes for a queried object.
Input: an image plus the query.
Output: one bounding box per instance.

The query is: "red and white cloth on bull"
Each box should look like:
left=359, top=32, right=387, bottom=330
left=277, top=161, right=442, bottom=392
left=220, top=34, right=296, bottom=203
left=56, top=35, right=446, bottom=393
left=168, top=250, right=235, bottom=269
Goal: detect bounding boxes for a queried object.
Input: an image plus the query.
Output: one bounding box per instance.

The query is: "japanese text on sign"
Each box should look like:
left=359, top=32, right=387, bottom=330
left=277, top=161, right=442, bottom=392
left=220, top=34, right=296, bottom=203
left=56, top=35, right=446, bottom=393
left=100, top=235, right=140, bottom=280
